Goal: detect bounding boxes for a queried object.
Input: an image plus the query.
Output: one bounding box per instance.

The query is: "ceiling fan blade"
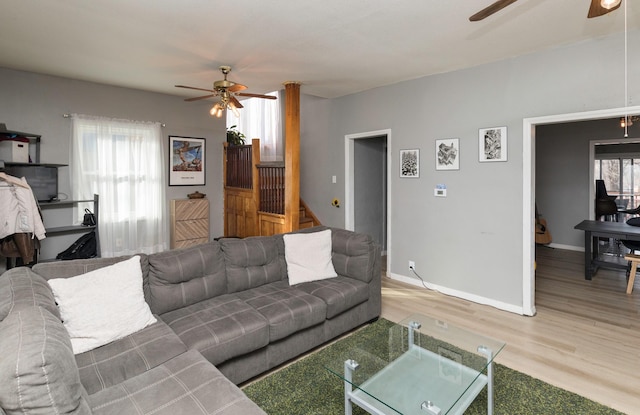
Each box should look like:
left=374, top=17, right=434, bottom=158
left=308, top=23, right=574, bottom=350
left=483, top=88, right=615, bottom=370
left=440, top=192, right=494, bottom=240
left=175, top=85, right=216, bottom=93
left=184, top=94, right=216, bottom=102
left=230, top=96, right=244, bottom=109
left=236, top=92, right=278, bottom=100
left=469, top=0, right=518, bottom=21
left=588, top=0, right=621, bottom=18
left=229, top=83, right=248, bottom=93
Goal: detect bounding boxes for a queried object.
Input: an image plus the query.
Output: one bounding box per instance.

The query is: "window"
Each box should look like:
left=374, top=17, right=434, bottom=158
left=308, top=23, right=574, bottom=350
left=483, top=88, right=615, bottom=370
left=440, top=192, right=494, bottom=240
left=595, top=157, right=640, bottom=211
left=71, top=114, right=168, bottom=257
left=227, top=90, right=282, bottom=161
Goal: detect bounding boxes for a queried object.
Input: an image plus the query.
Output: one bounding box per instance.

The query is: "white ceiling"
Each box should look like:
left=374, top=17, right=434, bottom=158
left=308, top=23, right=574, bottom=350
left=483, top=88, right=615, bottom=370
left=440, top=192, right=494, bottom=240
left=1, top=0, right=638, bottom=100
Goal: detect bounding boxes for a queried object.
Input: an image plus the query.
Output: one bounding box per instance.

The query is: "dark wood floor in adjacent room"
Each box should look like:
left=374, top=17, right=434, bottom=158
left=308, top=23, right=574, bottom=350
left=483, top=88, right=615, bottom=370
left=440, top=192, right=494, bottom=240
left=381, top=246, right=640, bottom=415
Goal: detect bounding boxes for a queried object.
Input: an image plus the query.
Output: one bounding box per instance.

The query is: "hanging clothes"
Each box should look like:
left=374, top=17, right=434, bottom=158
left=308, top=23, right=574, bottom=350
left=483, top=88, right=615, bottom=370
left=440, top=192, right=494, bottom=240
left=0, top=172, right=46, bottom=263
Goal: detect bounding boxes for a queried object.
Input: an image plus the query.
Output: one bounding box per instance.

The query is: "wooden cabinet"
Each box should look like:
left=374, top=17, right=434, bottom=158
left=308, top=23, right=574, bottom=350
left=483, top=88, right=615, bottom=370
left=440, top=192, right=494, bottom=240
left=170, top=198, right=209, bottom=249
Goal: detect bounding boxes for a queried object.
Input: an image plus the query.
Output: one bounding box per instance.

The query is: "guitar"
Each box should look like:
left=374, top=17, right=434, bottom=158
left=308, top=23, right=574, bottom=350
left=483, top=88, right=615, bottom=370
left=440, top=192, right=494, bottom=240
left=535, top=205, right=552, bottom=245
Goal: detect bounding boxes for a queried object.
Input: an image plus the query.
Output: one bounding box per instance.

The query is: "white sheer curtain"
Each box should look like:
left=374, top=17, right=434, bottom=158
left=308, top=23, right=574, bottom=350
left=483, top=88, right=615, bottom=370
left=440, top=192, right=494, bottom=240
left=227, top=90, right=282, bottom=161
left=71, top=114, right=168, bottom=257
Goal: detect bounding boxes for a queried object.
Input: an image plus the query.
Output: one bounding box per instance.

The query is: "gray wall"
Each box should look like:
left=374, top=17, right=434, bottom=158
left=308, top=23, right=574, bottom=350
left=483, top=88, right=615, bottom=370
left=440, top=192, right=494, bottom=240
left=536, top=119, right=640, bottom=249
left=2, top=29, right=639, bottom=311
left=0, top=67, right=225, bottom=262
left=354, top=136, right=386, bottom=250
left=299, top=29, right=640, bottom=310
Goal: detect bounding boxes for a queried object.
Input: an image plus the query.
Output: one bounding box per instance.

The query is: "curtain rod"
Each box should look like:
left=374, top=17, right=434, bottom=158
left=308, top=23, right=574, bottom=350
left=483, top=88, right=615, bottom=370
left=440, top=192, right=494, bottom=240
left=63, top=113, right=166, bottom=127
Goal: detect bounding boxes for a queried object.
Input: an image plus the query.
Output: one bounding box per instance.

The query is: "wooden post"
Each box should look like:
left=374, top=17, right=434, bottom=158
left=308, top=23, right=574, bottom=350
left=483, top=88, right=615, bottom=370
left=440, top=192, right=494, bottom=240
left=223, top=142, right=229, bottom=237
left=251, top=138, right=261, bottom=235
left=284, top=82, right=300, bottom=233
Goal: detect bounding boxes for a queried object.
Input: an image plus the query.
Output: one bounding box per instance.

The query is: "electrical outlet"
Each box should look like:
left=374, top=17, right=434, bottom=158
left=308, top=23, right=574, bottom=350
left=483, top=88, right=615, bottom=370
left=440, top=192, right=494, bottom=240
left=409, top=260, right=415, bottom=270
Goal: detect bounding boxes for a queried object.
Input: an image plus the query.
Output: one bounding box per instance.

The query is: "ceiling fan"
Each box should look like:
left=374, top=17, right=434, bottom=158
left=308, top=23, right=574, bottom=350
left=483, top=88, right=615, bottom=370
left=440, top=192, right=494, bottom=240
left=175, top=65, right=277, bottom=118
left=469, top=0, right=622, bottom=21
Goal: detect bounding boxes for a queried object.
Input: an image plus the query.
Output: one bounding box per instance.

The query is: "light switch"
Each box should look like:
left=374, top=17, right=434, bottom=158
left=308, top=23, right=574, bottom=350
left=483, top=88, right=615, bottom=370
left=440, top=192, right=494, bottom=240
left=332, top=175, right=337, bottom=184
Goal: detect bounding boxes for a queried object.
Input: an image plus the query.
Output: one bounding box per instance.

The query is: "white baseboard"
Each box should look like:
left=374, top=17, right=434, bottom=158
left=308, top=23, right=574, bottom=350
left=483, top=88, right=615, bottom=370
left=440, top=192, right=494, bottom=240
left=387, top=272, right=529, bottom=316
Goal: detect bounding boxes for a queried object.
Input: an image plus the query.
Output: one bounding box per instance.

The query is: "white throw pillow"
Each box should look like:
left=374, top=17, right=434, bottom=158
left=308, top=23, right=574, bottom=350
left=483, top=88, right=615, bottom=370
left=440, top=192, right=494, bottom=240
left=284, top=229, right=337, bottom=285
left=47, top=255, right=157, bottom=354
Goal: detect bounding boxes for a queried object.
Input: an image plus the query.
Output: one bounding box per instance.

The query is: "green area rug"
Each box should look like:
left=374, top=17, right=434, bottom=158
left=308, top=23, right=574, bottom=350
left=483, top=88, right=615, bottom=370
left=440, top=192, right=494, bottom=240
left=243, top=319, right=624, bottom=415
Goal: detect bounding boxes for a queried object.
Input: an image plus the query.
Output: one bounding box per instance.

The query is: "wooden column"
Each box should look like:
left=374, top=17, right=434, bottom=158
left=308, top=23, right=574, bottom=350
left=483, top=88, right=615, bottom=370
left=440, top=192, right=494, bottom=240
left=251, top=138, right=261, bottom=235
left=284, top=82, right=300, bottom=232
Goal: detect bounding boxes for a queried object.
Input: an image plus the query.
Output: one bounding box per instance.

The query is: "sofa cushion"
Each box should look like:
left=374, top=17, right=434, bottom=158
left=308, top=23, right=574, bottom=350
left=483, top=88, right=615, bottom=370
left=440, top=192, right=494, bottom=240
left=0, top=307, right=92, bottom=415
left=330, top=227, right=378, bottom=283
left=283, top=229, right=337, bottom=285
left=160, top=294, right=269, bottom=366
left=0, top=267, right=60, bottom=321
left=33, top=254, right=151, bottom=304
left=221, top=236, right=286, bottom=293
left=89, top=349, right=266, bottom=415
left=47, top=255, right=157, bottom=354
left=294, top=276, right=370, bottom=319
left=236, top=280, right=327, bottom=342
left=75, top=319, right=187, bottom=395
left=148, top=242, right=227, bottom=315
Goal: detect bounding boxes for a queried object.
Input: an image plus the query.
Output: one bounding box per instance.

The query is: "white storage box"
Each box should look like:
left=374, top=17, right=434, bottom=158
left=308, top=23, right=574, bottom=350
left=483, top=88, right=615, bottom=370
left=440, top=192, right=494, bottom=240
left=0, top=140, right=29, bottom=163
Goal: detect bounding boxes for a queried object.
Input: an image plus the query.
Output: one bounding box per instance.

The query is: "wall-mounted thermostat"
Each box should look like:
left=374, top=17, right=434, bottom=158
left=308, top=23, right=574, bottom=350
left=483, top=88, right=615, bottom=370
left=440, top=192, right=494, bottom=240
left=434, top=184, right=447, bottom=197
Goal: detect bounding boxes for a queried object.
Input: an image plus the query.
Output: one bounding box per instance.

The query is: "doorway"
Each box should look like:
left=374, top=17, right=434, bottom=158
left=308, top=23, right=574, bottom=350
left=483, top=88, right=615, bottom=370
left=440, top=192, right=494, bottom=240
left=523, top=105, right=640, bottom=315
left=345, top=129, right=391, bottom=273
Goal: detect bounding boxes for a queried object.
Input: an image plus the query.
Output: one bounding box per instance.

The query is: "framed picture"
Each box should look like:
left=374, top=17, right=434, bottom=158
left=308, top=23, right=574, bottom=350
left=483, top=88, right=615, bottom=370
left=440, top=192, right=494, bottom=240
left=400, top=149, right=420, bottom=178
left=435, top=138, right=460, bottom=171
left=479, top=126, right=507, bottom=162
left=169, top=135, right=206, bottom=186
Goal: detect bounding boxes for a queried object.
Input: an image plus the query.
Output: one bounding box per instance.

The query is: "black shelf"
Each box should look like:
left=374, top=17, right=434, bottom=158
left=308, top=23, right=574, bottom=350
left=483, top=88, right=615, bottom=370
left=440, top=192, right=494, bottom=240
left=40, top=199, right=94, bottom=207
left=45, top=225, right=97, bottom=234
left=3, top=161, right=67, bottom=167
left=0, top=124, right=42, bottom=163
left=39, top=194, right=100, bottom=261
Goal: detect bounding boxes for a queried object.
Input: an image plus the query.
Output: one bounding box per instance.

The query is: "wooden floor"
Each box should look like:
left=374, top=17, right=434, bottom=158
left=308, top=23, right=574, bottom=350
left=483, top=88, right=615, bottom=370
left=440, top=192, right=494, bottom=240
left=381, top=246, right=640, bottom=415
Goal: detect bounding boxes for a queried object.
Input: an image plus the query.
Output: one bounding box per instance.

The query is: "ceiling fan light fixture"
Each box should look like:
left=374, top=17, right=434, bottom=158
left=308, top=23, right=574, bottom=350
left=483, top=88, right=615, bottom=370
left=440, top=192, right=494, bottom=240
left=210, top=102, right=224, bottom=118
left=601, top=0, right=621, bottom=10
left=620, top=117, right=628, bottom=128
left=621, top=115, right=639, bottom=128
left=228, top=101, right=240, bottom=118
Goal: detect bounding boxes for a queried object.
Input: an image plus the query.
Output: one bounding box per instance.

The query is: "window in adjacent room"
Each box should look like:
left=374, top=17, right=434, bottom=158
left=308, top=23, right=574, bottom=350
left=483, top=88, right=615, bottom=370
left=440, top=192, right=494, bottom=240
left=226, top=90, right=282, bottom=161
left=71, top=114, right=168, bottom=257
left=595, top=155, right=640, bottom=213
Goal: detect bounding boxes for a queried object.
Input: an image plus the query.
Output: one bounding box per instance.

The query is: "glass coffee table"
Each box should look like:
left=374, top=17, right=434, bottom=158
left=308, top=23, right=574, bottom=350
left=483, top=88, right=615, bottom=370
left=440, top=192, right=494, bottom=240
left=323, top=314, right=505, bottom=415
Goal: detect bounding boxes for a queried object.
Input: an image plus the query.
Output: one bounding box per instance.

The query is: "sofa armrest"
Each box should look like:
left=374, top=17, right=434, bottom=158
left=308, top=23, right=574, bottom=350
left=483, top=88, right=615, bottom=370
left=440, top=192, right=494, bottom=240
left=329, top=227, right=381, bottom=284
left=0, top=267, right=61, bottom=321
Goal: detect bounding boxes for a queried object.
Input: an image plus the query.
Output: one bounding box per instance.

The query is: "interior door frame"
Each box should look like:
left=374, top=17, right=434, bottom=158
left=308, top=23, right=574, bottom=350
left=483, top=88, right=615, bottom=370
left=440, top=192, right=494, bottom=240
left=345, top=129, right=392, bottom=274
left=523, top=105, right=640, bottom=316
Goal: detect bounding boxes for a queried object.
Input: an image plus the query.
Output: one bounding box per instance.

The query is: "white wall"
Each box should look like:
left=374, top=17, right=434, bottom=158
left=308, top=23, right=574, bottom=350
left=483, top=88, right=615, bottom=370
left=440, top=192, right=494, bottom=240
left=300, top=30, right=640, bottom=313
left=0, top=67, right=226, bottom=262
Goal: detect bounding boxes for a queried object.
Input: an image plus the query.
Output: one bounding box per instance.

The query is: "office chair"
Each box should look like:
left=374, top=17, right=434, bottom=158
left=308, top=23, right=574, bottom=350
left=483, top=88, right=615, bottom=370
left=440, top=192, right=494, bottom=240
left=595, top=179, right=618, bottom=221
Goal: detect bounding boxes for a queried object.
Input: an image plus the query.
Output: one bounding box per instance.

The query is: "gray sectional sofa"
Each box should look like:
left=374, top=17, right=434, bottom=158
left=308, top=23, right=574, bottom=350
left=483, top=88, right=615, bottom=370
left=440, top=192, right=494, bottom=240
left=0, top=226, right=381, bottom=415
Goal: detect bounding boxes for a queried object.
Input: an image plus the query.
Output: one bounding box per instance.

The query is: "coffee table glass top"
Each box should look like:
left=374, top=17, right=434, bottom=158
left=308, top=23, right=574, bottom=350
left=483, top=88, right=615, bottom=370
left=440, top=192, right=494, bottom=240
left=323, top=314, right=505, bottom=415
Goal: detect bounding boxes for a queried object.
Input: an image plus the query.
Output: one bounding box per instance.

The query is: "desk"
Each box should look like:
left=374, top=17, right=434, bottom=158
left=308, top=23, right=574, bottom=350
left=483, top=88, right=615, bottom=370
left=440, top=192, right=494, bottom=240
left=574, top=220, right=640, bottom=280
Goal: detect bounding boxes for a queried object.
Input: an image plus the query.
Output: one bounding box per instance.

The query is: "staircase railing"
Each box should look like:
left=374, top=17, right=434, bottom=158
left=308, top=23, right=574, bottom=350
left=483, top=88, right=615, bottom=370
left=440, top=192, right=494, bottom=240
left=224, top=139, right=319, bottom=237
left=257, top=162, right=285, bottom=214
left=225, top=144, right=253, bottom=189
